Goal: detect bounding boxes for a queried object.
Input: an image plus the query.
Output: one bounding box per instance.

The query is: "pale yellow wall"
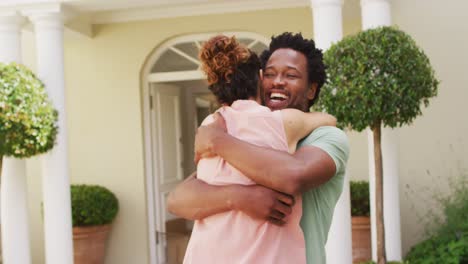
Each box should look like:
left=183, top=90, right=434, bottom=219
left=20, top=1, right=467, bottom=263
left=391, top=0, right=468, bottom=255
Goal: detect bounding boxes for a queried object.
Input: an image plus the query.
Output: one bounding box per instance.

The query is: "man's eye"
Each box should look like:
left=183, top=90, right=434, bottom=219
left=264, top=73, right=275, bottom=78
left=286, top=74, right=298, bottom=78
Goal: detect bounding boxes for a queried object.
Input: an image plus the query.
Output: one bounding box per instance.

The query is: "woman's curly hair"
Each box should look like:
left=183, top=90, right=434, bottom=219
left=199, top=35, right=260, bottom=105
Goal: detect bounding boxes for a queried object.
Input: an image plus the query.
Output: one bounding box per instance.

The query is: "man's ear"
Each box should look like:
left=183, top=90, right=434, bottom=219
left=259, top=69, right=264, bottom=80
left=307, top=83, right=318, bottom=100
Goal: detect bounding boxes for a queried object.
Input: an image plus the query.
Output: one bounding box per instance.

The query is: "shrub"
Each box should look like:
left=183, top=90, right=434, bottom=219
left=405, top=233, right=468, bottom=264
left=71, top=184, right=119, bottom=227
left=350, top=181, right=370, bottom=216
left=0, top=63, right=58, bottom=158
left=433, top=176, right=468, bottom=237
left=405, top=175, right=468, bottom=263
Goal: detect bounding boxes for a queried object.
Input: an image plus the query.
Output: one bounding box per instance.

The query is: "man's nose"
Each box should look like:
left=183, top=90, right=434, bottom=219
left=273, top=75, right=285, bottom=86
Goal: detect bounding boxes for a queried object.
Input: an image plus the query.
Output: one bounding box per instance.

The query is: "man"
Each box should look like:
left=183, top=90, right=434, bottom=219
left=168, top=32, right=349, bottom=264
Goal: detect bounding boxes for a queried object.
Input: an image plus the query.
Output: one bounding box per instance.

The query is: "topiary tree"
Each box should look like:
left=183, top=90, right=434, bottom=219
left=0, top=62, right=58, bottom=173
left=315, top=26, right=439, bottom=264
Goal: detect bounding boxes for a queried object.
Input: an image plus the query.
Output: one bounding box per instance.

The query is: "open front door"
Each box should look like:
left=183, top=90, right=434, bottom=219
left=149, top=83, right=185, bottom=264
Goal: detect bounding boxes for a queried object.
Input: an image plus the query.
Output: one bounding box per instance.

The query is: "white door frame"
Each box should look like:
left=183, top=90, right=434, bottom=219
left=140, top=31, right=268, bottom=264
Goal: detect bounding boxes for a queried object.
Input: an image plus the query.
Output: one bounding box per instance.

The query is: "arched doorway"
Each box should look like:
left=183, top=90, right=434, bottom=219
left=141, top=32, right=269, bottom=264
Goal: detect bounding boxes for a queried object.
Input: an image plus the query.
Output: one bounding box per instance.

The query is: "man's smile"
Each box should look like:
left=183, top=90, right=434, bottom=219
left=270, top=93, right=289, bottom=101
left=265, top=90, right=290, bottom=110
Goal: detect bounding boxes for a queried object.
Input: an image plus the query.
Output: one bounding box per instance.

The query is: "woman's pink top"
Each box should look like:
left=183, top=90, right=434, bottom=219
left=183, top=100, right=306, bottom=264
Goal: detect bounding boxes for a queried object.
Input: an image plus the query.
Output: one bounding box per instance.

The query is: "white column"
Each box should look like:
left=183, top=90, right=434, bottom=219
left=0, top=12, right=32, bottom=264
left=325, top=171, right=352, bottom=264
left=361, top=0, right=392, bottom=29
left=311, top=1, right=352, bottom=264
left=311, top=0, right=343, bottom=50
left=27, top=11, right=74, bottom=264
left=361, top=0, right=403, bottom=261
left=0, top=13, right=23, bottom=62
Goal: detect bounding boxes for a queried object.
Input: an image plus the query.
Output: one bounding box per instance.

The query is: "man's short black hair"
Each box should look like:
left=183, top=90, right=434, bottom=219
left=260, top=32, right=326, bottom=108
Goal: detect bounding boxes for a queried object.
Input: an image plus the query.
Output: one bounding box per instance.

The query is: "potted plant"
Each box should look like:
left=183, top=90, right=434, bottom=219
left=351, top=181, right=371, bottom=263
left=71, top=184, right=119, bottom=264
left=315, top=26, right=439, bottom=263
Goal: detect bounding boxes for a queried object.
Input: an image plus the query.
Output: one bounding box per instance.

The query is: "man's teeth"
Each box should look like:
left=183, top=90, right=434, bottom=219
left=270, top=93, right=288, bottom=100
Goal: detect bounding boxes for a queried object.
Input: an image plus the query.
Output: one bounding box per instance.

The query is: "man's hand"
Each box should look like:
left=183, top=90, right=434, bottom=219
left=194, top=113, right=227, bottom=164
left=168, top=173, right=295, bottom=223
left=234, top=184, right=295, bottom=226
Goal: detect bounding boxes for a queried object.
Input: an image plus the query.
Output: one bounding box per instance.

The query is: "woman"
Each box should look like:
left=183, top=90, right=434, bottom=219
left=183, top=35, right=336, bottom=264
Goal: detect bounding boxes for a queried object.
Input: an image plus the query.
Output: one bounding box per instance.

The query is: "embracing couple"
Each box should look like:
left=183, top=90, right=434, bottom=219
left=168, top=32, right=350, bottom=264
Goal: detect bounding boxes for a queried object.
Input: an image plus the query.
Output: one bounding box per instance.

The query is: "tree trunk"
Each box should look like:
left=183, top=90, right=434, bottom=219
left=373, top=122, right=387, bottom=264
left=0, top=154, right=3, bottom=182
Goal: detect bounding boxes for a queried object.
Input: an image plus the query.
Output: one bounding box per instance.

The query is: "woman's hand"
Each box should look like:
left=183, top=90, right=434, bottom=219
left=194, top=113, right=227, bottom=164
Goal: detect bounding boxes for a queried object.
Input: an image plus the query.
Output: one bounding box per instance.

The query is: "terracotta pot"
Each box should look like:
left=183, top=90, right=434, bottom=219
left=73, top=224, right=112, bottom=264
left=352, top=216, right=371, bottom=263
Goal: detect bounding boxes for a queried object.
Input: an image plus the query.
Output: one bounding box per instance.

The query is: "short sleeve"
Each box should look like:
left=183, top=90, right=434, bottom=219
left=299, top=126, right=350, bottom=264
left=299, top=126, right=350, bottom=175
left=200, top=114, right=215, bottom=126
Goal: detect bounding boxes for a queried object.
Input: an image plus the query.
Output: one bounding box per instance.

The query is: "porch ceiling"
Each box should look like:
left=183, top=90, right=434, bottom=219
left=1, top=0, right=361, bottom=37
left=72, top=0, right=313, bottom=24
left=2, top=0, right=309, bottom=23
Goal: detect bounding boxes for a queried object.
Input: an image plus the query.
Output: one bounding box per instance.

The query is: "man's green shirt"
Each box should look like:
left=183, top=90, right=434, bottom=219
left=298, top=126, right=350, bottom=264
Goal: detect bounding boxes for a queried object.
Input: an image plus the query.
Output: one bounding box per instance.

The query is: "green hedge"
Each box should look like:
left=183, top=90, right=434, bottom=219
left=71, top=184, right=119, bottom=227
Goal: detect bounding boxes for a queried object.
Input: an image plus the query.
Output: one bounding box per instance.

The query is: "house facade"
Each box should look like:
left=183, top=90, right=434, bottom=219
left=0, top=0, right=467, bottom=263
